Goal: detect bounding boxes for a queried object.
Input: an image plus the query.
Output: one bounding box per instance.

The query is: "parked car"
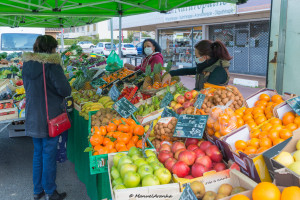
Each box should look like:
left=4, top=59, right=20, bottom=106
left=77, top=41, right=95, bottom=49
left=92, top=42, right=117, bottom=56
left=136, top=42, right=143, bottom=55
left=116, top=43, right=138, bottom=57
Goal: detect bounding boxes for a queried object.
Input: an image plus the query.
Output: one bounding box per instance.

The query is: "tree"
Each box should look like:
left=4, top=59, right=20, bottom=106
left=127, top=31, right=134, bottom=43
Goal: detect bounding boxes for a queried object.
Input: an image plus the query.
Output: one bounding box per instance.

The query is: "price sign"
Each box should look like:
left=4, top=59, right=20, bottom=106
left=173, top=114, right=208, bottom=139
left=287, top=96, right=300, bottom=115
left=161, top=107, right=179, bottom=118
left=179, top=184, right=197, bottom=200
left=108, top=84, right=120, bottom=102
left=160, top=92, right=174, bottom=108
left=113, top=97, right=137, bottom=119
left=194, top=93, right=205, bottom=108
left=96, top=88, right=102, bottom=95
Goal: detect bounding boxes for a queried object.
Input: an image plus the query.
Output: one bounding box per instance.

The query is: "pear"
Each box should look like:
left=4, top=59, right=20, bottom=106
left=274, top=151, right=294, bottom=167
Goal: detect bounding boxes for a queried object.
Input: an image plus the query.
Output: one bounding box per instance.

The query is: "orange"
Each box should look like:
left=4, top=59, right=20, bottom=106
left=294, top=116, right=300, bottom=126
left=262, top=123, right=273, bottom=132
left=230, top=194, right=250, bottom=200
left=250, top=129, right=261, bottom=139
left=105, top=141, right=115, bottom=150
left=273, top=138, right=284, bottom=146
left=126, top=141, right=136, bottom=149
left=286, top=123, right=298, bottom=131
left=133, top=125, right=145, bottom=136
left=102, top=137, right=111, bottom=146
left=93, top=151, right=99, bottom=156
left=247, top=121, right=257, bottom=129
left=266, top=112, right=274, bottom=119
left=90, top=134, right=104, bottom=146
left=259, top=100, right=268, bottom=106
left=220, top=127, right=232, bottom=136
left=224, top=108, right=235, bottom=117
left=249, top=138, right=260, bottom=148
left=214, top=131, right=221, bottom=138
left=244, top=108, right=254, bottom=115
left=243, top=113, right=254, bottom=122
left=252, top=107, right=264, bottom=115
left=213, top=121, right=221, bottom=132
left=244, top=146, right=257, bottom=155
left=269, top=118, right=282, bottom=125
left=255, top=104, right=266, bottom=110
left=271, top=124, right=283, bottom=132
left=281, top=186, right=300, bottom=200
left=271, top=94, right=283, bottom=103
left=206, top=128, right=215, bottom=136
left=268, top=129, right=279, bottom=141
left=279, top=129, right=292, bottom=140
left=259, top=131, right=269, bottom=139
left=228, top=120, right=238, bottom=130
left=255, top=116, right=267, bottom=125
left=283, top=112, right=296, bottom=126
left=109, top=148, right=117, bottom=153
left=118, top=147, right=128, bottom=152
left=97, top=146, right=109, bottom=154
left=131, top=135, right=139, bottom=144
left=257, top=146, right=269, bottom=154
left=260, top=138, right=272, bottom=149
left=260, top=94, right=271, bottom=102
left=115, top=142, right=126, bottom=151
left=93, top=145, right=102, bottom=151
left=211, top=107, right=223, bottom=120
left=237, top=118, right=245, bottom=127
left=254, top=112, right=265, bottom=120
left=219, top=117, right=230, bottom=126
left=235, top=140, right=247, bottom=151
left=252, top=182, right=281, bottom=200
left=207, top=118, right=215, bottom=128
left=245, top=118, right=256, bottom=124
left=235, top=110, right=244, bottom=117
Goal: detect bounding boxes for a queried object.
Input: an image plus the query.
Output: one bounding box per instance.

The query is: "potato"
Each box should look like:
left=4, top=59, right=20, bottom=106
left=235, top=96, right=240, bottom=101
left=164, top=128, right=171, bottom=134
left=168, top=123, right=174, bottom=130
left=222, top=98, right=229, bottom=104
left=163, top=123, right=168, bottom=128
left=235, top=104, right=240, bottom=110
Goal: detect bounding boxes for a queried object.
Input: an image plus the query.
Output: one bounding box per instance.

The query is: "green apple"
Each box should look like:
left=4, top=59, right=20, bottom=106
left=111, top=168, right=120, bottom=180
left=142, top=174, right=160, bottom=187
left=113, top=153, right=126, bottom=167
left=113, top=184, right=126, bottom=190
left=145, top=150, right=156, bottom=158
left=146, top=156, right=157, bottom=164
left=128, top=147, right=142, bottom=157
left=134, top=158, right=148, bottom=168
left=154, top=168, right=172, bottom=184
left=123, top=171, right=141, bottom=188
left=111, top=166, right=117, bottom=172
left=117, top=156, right=133, bottom=171
left=138, top=164, right=153, bottom=179
left=120, top=163, right=138, bottom=178
left=150, top=161, right=164, bottom=171
left=131, top=154, right=143, bottom=161
left=112, top=177, right=123, bottom=187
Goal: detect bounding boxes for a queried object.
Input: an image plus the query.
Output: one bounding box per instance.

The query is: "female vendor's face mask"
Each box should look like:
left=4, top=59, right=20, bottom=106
left=144, top=47, right=153, bottom=56
left=195, top=56, right=206, bottom=64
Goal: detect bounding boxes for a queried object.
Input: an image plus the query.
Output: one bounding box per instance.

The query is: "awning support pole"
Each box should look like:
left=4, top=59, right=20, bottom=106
left=110, top=18, right=114, bottom=49
left=61, top=27, right=64, bottom=52
left=118, top=15, right=122, bottom=56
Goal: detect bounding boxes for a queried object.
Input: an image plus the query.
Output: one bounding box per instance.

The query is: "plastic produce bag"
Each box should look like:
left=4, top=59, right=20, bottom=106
left=105, top=50, right=123, bottom=72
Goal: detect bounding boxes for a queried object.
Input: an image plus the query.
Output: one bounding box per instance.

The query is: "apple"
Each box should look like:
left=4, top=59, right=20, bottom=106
left=111, top=168, right=120, bottom=180
left=296, top=140, right=300, bottom=150
left=172, top=141, right=186, bottom=153
left=186, top=138, right=199, bottom=147
left=197, top=140, right=204, bottom=147
left=191, top=90, right=198, bottom=99
left=176, top=95, right=185, bottom=104
left=113, top=153, right=126, bottom=167
left=164, top=157, right=177, bottom=171
left=131, top=154, right=143, bottom=161
left=112, top=177, right=123, bottom=187
left=142, top=174, right=160, bottom=186
left=150, top=161, right=164, bottom=171
left=187, top=144, right=199, bottom=151
left=191, top=163, right=208, bottom=178
left=118, top=156, right=133, bottom=171
left=138, top=164, right=154, bottom=179
left=120, top=163, right=138, bottom=178
left=199, top=141, right=213, bottom=152
left=183, top=101, right=193, bottom=109
left=128, top=146, right=142, bottom=157
left=145, top=150, right=156, bottom=157
left=184, top=175, right=195, bottom=179
left=178, top=150, right=196, bottom=166
left=195, top=156, right=213, bottom=170
left=174, top=103, right=182, bottom=110
left=134, top=158, right=148, bottom=168
left=146, top=156, right=157, bottom=164
left=213, top=163, right=226, bottom=172
left=113, top=184, right=126, bottom=190
left=123, top=171, right=140, bottom=188
left=174, top=148, right=186, bottom=159
left=159, top=143, right=172, bottom=152
left=174, top=94, right=181, bottom=101
left=184, top=91, right=193, bottom=100
left=170, top=101, right=177, bottom=108
left=154, top=168, right=172, bottom=184
left=158, top=150, right=173, bottom=164
left=205, top=145, right=223, bottom=163
left=176, top=107, right=185, bottom=114
left=172, top=161, right=190, bottom=178
left=193, top=148, right=205, bottom=158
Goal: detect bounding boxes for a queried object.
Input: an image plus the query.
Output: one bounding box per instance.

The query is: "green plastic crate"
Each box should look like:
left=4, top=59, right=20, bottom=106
left=88, top=111, right=154, bottom=175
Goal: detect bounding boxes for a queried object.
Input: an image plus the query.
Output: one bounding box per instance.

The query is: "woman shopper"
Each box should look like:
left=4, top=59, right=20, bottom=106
left=170, top=40, right=232, bottom=90
left=22, top=35, right=71, bottom=200
left=124, top=39, right=164, bottom=72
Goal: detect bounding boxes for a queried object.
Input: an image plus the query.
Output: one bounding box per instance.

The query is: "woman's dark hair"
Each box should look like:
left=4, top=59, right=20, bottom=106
left=142, top=39, right=161, bottom=55
left=194, top=40, right=232, bottom=61
left=33, top=35, right=58, bottom=53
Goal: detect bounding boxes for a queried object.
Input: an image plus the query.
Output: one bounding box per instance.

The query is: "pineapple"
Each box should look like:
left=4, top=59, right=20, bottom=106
left=153, top=63, right=162, bottom=84
left=83, top=81, right=92, bottom=90
left=142, top=65, right=153, bottom=89
left=162, top=61, right=172, bottom=85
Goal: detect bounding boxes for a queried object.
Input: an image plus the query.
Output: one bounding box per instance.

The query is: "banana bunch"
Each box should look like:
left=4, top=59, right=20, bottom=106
left=98, top=96, right=114, bottom=108
left=79, top=102, right=104, bottom=120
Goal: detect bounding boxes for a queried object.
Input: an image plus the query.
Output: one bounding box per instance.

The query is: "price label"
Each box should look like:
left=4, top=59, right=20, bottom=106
left=160, top=92, right=174, bottom=108
left=113, top=97, right=138, bottom=119
left=161, top=107, right=179, bottom=118
left=173, top=114, right=208, bottom=139
left=287, top=96, right=300, bottom=116
left=194, top=93, right=205, bottom=108
left=179, top=184, right=197, bottom=200
left=108, top=84, right=120, bottom=102
left=96, top=88, right=102, bottom=95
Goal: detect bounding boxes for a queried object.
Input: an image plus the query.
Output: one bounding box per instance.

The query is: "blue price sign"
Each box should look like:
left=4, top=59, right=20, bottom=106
left=113, top=97, right=138, bottom=119
left=194, top=93, right=205, bottom=108
left=179, top=184, right=197, bottom=200
left=108, top=84, right=120, bottom=102
left=161, top=107, right=179, bottom=118
left=287, top=97, right=300, bottom=116
left=160, top=92, right=174, bottom=108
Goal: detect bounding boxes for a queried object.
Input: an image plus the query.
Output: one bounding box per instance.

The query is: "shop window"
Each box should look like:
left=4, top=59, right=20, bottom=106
left=87, top=25, right=90, bottom=32
left=93, top=24, right=96, bottom=31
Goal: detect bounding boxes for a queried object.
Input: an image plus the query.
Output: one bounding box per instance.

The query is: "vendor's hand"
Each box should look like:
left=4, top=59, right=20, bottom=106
left=124, top=63, right=136, bottom=70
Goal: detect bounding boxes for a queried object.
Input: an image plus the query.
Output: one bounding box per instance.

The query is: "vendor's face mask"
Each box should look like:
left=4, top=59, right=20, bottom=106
left=195, top=56, right=206, bottom=64
left=144, top=47, right=153, bottom=56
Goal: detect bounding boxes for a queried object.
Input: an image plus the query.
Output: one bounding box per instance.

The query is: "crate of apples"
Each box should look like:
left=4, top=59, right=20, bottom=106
left=169, top=90, right=200, bottom=114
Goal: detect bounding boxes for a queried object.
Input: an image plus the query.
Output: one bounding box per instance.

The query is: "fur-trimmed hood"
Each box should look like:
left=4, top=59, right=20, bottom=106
left=22, top=52, right=61, bottom=64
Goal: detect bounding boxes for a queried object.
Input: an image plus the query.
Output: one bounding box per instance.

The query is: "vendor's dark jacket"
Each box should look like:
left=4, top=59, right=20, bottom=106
left=169, top=57, right=230, bottom=90
left=22, top=52, right=71, bottom=138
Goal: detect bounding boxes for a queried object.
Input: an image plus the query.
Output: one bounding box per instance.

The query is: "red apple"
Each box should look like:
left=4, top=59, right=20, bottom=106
left=174, top=148, right=186, bottom=160
left=158, top=150, right=173, bottom=164
left=176, top=107, right=185, bottom=114
left=184, top=91, right=193, bottom=100
left=164, top=158, right=177, bottom=171
left=172, top=142, right=186, bottom=153
left=184, top=175, right=195, bottom=179
left=183, top=101, right=193, bottom=109
left=213, top=163, right=227, bottom=172
left=193, top=148, right=205, bottom=158
left=178, top=150, right=196, bottom=166
left=172, top=161, right=190, bottom=178
left=185, top=138, right=199, bottom=147
left=195, top=156, right=213, bottom=170
left=187, top=144, right=199, bottom=151
left=199, top=141, right=213, bottom=152
left=174, top=103, right=182, bottom=110
left=205, top=145, right=223, bottom=163
left=159, top=143, right=172, bottom=152
left=191, top=163, right=208, bottom=178
left=197, top=140, right=204, bottom=147
left=176, top=95, right=185, bottom=104
left=191, top=90, right=198, bottom=99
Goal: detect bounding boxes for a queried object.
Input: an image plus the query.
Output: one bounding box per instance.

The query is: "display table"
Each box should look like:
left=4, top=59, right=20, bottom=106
left=67, top=110, right=111, bottom=200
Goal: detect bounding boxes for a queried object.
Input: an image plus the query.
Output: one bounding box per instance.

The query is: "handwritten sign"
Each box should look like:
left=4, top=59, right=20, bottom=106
left=96, top=88, right=102, bottom=95
left=194, top=93, right=205, bottom=108
left=160, top=92, right=174, bottom=108
left=113, top=97, right=137, bottom=119
left=179, top=184, right=197, bottom=200
left=174, top=114, right=208, bottom=139
left=108, top=84, right=120, bottom=102
left=161, top=107, right=179, bottom=118
left=287, top=97, right=300, bottom=115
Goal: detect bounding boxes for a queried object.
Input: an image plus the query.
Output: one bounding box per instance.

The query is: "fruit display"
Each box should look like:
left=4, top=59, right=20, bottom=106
left=13, top=94, right=25, bottom=101
left=134, top=96, right=162, bottom=117
left=72, top=89, right=101, bottom=104
left=153, top=117, right=178, bottom=143
left=15, top=86, right=25, bottom=94
left=157, top=139, right=225, bottom=179
left=91, top=108, right=120, bottom=127
left=89, top=118, right=146, bottom=155
left=110, top=147, right=172, bottom=190
left=101, top=68, right=134, bottom=88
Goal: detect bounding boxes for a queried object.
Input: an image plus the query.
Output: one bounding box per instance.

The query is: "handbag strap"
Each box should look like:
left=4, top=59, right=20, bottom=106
left=42, top=63, right=50, bottom=122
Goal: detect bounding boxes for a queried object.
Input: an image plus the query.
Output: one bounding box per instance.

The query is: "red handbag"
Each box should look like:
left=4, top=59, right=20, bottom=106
left=43, top=63, right=71, bottom=137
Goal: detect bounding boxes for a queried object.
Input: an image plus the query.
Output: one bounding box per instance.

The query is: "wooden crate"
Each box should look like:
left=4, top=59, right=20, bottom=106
left=0, top=99, right=18, bottom=121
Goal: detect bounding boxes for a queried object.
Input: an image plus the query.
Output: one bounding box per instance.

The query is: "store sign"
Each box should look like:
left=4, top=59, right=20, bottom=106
left=164, top=3, right=236, bottom=23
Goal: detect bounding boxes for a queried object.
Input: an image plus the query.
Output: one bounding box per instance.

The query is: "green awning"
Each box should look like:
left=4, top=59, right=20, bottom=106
left=0, top=0, right=239, bottom=28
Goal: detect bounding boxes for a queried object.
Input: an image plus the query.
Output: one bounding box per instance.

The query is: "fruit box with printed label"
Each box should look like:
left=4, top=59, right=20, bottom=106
left=173, top=162, right=240, bottom=191
left=107, top=150, right=181, bottom=200
left=0, top=99, right=18, bottom=121
left=136, top=108, right=164, bottom=125
left=219, top=125, right=290, bottom=183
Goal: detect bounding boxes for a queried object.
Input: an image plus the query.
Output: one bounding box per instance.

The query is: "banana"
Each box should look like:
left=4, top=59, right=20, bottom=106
left=104, top=101, right=114, bottom=108
left=98, top=96, right=112, bottom=105
left=144, top=125, right=150, bottom=132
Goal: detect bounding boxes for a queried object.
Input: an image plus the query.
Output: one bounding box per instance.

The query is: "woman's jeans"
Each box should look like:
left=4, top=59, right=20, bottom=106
left=32, top=136, right=59, bottom=195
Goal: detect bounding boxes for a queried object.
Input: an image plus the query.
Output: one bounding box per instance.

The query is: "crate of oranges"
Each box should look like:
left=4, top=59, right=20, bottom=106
left=86, top=111, right=154, bottom=175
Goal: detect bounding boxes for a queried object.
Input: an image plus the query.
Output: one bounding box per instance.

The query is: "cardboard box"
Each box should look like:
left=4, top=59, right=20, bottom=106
left=136, top=108, right=163, bottom=125
left=107, top=151, right=181, bottom=200
left=0, top=99, right=18, bottom=121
